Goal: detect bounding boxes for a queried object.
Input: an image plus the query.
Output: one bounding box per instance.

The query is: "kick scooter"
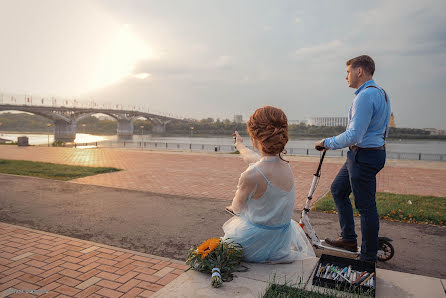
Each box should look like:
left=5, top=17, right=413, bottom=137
left=298, top=148, right=394, bottom=262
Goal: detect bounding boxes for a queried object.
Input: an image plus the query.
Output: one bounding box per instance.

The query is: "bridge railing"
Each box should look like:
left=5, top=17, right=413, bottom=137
left=36, top=140, right=445, bottom=162
left=0, top=93, right=184, bottom=119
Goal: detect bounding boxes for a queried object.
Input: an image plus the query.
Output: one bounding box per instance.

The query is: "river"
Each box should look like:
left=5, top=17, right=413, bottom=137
left=1, top=132, right=446, bottom=155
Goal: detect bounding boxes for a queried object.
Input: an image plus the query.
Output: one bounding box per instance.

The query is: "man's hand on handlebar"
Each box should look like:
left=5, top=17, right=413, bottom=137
left=314, top=139, right=326, bottom=151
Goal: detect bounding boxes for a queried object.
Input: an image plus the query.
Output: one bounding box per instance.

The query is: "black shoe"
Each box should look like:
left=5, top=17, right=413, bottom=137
left=325, top=237, right=358, bottom=252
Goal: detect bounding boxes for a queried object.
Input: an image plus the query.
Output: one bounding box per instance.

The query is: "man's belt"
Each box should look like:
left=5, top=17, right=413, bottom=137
left=349, top=145, right=385, bottom=151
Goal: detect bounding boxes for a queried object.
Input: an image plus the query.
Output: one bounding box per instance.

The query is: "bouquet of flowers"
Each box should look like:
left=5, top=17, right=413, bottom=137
left=185, top=238, right=247, bottom=288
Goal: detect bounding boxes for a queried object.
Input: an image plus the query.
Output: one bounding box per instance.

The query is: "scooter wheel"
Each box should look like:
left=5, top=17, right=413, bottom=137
left=377, top=239, right=394, bottom=262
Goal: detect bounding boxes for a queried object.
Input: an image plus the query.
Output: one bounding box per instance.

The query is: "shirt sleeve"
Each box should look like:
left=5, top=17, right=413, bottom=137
left=235, top=142, right=260, bottom=164
left=324, top=92, right=374, bottom=149
left=231, top=168, right=257, bottom=214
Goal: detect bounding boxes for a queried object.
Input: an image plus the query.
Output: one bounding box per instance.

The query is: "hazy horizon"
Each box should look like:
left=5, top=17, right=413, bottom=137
left=1, top=0, right=445, bottom=129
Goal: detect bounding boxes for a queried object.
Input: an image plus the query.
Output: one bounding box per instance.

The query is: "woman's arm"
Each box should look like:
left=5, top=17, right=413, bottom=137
left=233, top=131, right=260, bottom=164
left=226, top=168, right=256, bottom=215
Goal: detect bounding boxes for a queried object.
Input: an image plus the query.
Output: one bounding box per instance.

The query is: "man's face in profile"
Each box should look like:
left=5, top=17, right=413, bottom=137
left=346, top=65, right=360, bottom=89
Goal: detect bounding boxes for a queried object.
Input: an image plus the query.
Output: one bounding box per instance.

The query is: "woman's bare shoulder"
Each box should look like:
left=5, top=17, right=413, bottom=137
left=239, top=164, right=259, bottom=184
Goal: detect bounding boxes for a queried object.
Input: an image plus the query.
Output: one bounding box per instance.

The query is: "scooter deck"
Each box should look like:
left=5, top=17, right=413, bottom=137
left=315, top=240, right=360, bottom=255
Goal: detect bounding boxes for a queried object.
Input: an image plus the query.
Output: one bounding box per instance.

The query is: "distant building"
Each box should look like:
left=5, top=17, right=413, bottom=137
left=233, top=114, right=243, bottom=123
left=308, top=117, right=348, bottom=127
left=423, top=128, right=446, bottom=135
left=389, top=113, right=396, bottom=128
left=288, top=120, right=303, bottom=125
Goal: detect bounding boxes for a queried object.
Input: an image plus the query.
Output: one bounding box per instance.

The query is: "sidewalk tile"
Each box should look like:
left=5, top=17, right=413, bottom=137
left=36, top=273, right=63, bottom=286
left=116, top=271, right=139, bottom=283
left=56, top=276, right=82, bottom=287
left=75, top=277, right=102, bottom=290
left=17, top=273, right=42, bottom=284
left=96, top=271, right=120, bottom=281
left=156, top=273, right=178, bottom=286
left=139, top=289, right=155, bottom=297
left=116, top=278, right=141, bottom=292
left=135, top=273, right=160, bottom=283
left=96, top=287, right=124, bottom=298
left=77, top=268, right=101, bottom=281
left=54, top=284, right=81, bottom=296
left=11, top=252, right=34, bottom=261
left=154, top=267, right=174, bottom=278
left=39, top=266, right=64, bottom=278
left=80, top=246, right=100, bottom=254
left=120, top=287, right=145, bottom=298
left=76, top=285, right=102, bottom=298
left=375, top=268, right=445, bottom=298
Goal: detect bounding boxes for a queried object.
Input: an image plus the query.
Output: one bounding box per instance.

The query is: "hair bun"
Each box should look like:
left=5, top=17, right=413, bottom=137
left=247, top=106, right=289, bottom=156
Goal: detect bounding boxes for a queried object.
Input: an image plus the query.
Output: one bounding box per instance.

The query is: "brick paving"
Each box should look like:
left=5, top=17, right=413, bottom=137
left=0, top=222, right=188, bottom=298
left=0, top=147, right=445, bottom=210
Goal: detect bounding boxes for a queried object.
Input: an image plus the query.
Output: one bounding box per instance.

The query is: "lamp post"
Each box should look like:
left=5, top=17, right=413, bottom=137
left=47, top=123, right=52, bottom=147
left=81, top=123, right=86, bottom=134
left=140, top=125, right=144, bottom=150
left=190, top=126, right=194, bottom=138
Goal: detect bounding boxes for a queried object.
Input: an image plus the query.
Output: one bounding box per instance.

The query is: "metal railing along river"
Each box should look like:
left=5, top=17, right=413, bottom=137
left=55, top=140, right=446, bottom=162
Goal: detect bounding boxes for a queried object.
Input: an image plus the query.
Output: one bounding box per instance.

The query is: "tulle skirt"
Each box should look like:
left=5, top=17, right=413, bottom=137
left=222, top=216, right=315, bottom=263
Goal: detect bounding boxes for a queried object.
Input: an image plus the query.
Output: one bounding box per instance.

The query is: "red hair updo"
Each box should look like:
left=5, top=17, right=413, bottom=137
left=247, top=106, right=289, bottom=161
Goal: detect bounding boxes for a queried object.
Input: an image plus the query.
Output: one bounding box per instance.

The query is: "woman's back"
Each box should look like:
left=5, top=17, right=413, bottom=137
left=223, top=106, right=315, bottom=263
left=242, top=156, right=295, bottom=227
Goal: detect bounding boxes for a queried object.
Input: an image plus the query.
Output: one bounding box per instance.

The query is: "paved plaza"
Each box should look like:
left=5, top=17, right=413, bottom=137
left=0, top=146, right=445, bottom=210
left=0, top=146, right=445, bottom=297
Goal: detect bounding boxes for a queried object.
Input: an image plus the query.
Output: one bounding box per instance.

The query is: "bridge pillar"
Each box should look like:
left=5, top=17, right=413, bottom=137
left=54, top=120, right=76, bottom=142
left=151, top=119, right=170, bottom=134
left=117, top=119, right=134, bottom=140
left=152, top=124, right=166, bottom=134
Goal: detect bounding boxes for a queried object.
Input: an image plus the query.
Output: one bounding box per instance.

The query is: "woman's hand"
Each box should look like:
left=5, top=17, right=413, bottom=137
left=232, top=131, right=243, bottom=146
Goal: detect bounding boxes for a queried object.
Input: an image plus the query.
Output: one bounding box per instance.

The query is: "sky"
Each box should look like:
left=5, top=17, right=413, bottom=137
left=0, top=0, right=445, bottom=129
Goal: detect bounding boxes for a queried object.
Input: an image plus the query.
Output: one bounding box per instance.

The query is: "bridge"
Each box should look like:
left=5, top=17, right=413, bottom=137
left=0, top=104, right=182, bottom=142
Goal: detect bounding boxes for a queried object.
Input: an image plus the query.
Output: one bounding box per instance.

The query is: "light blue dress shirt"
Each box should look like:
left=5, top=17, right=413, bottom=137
left=324, top=80, right=391, bottom=149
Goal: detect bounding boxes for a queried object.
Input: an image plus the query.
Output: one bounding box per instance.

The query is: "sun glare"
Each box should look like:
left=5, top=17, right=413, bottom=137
left=133, top=73, right=151, bottom=79
left=90, top=25, right=153, bottom=90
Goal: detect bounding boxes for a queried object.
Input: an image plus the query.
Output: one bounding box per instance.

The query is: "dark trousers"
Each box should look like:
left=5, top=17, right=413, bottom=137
left=330, top=149, right=386, bottom=262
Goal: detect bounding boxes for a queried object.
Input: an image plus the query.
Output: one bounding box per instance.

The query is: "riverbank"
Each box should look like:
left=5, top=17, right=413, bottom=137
left=2, top=129, right=446, bottom=140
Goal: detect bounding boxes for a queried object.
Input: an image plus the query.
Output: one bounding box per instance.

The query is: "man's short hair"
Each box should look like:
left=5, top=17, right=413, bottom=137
left=346, top=55, right=375, bottom=76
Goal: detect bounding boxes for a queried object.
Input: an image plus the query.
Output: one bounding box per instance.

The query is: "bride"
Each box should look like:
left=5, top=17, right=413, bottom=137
left=223, top=106, right=315, bottom=263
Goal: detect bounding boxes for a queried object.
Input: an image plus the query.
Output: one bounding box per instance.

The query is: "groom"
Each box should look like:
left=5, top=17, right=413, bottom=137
left=314, top=55, right=391, bottom=262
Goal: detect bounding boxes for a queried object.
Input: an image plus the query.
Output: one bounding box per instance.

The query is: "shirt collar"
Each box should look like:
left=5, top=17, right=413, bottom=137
left=355, top=79, right=375, bottom=95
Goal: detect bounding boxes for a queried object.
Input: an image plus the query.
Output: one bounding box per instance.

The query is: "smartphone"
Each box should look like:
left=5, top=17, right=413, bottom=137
left=225, top=207, right=237, bottom=216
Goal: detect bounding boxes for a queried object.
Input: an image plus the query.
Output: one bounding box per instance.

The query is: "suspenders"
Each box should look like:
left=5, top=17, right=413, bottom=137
left=364, top=85, right=389, bottom=141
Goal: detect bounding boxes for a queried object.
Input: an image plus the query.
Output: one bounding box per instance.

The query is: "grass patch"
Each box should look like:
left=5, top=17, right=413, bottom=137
left=313, top=192, right=446, bottom=226
left=263, top=283, right=373, bottom=297
left=264, top=284, right=337, bottom=298
left=0, top=159, right=120, bottom=181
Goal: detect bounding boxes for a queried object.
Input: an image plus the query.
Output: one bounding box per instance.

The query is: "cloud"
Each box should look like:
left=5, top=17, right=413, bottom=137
left=212, top=55, right=235, bottom=69
left=295, top=40, right=343, bottom=58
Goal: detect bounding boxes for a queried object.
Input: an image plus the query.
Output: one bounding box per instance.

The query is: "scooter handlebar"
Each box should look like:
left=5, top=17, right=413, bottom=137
left=314, top=149, right=327, bottom=176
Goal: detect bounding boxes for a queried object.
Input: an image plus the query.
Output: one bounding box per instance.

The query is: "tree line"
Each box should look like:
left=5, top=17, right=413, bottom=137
left=0, top=112, right=442, bottom=140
